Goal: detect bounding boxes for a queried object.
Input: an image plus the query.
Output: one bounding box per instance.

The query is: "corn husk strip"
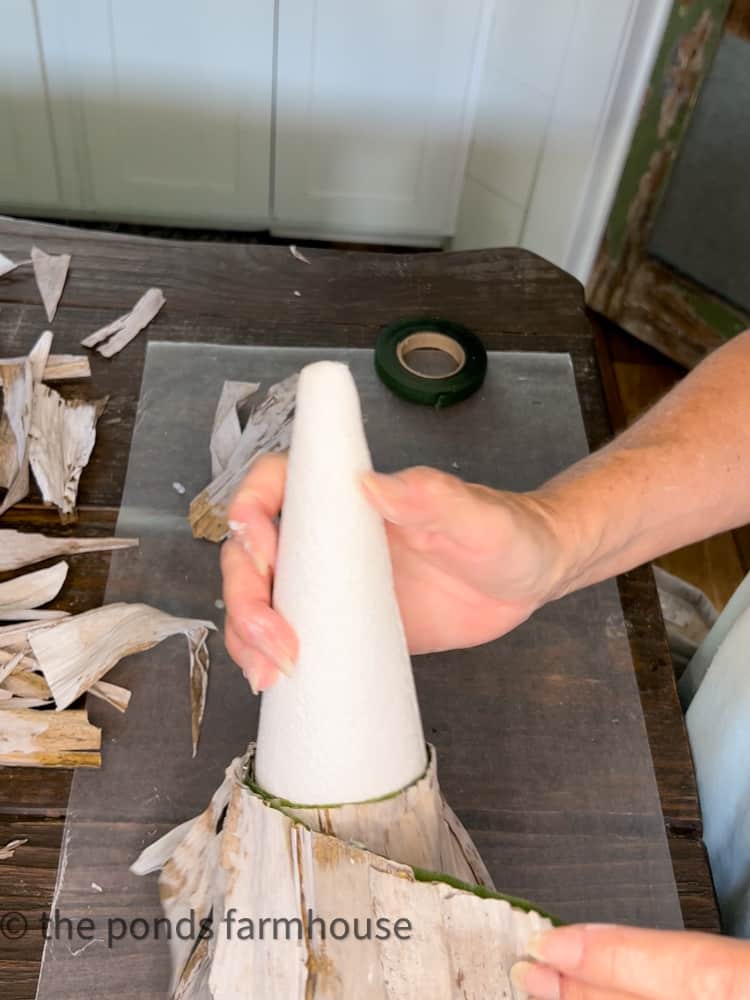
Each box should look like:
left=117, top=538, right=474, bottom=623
left=0, top=650, right=26, bottom=683
left=0, top=361, right=32, bottom=515
left=28, top=385, right=106, bottom=520
left=289, top=244, right=310, bottom=264
left=89, top=679, right=132, bottom=713
left=0, top=561, right=68, bottom=620
left=2, top=670, right=51, bottom=699
left=0, top=697, right=51, bottom=710
left=0, top=332, right=52, bottom=515
left=0, top=708, right=100, bottom=767
left=43, top=354, right=91, bottom=381
left=0, top=529, right=138, bottom=572
left=0, top=838, right=28, bottom=860
left=0, top=618, right=58, bottom=651
left=0, top=609, right=69, bottom=622
left=210, top=381, right=260, bottom=479
left=0, top=253, right=21, bottom=278
left=31, top=246, right=71, bottom=323
left=81, top=288, right=165, bottom=358
left=30, top=603, right=214, bottom=754
left=2, top=348, right=87, bottom=382
left=190, top=374, right=298, bottom=542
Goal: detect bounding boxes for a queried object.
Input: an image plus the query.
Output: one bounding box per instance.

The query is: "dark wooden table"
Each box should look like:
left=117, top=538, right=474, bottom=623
left=0, top=217, right=719, bottom=998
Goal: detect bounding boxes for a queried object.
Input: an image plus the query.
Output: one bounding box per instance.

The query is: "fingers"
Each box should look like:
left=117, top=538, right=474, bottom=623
left=222, top=452, right=297, bottom=693
left=520, top=924, right=748, bottom=1000
left=229, top=451, right=287, bottom=521
left=511, top=960, right=634, bottom=1000
left=227, top=452, right=287, bottom=575
left=221, top=538, right=298, bottom=691
left=225, top=618, right=279, bottom=694
left=361, top=466, right=470, bottom=533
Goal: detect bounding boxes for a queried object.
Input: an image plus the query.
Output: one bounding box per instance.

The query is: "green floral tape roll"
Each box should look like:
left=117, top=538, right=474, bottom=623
left=375, top=317, right=487, bottom=408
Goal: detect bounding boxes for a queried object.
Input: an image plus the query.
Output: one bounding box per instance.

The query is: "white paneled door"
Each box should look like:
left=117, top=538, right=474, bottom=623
left=273, top=0, right=491, bottom=243
left=0, top=1, right=60, bottom=212
left=35, top=0, right=274, bottom=226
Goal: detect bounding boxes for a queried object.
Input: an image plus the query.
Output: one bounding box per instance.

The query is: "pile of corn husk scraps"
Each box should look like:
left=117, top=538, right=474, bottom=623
left=0, top=561, right=215, bottom=765
left=0, top=331, right=106, bottom=520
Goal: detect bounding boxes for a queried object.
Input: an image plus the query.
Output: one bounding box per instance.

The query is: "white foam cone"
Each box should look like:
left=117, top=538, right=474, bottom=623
left=254, top=362, right=427, bottom=804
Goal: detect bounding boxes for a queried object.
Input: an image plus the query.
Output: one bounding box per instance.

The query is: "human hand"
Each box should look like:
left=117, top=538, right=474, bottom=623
left=510, top=923, right=748, bottom=999
left=221, top=455, right=566, bottom=692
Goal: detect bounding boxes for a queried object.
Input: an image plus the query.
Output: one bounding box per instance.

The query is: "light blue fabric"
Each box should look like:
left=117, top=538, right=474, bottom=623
left=680, top=572, right=750, bottom=708
left=686, top=598, right=750, bottom=937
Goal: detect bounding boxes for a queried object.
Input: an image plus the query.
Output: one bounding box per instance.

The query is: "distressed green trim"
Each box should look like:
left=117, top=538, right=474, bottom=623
left=680, top=287, right=748, bottom=339
left=607, top=0, right=733, bottom=258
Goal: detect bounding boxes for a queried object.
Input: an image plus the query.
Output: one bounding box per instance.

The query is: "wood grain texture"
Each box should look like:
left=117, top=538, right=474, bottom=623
left=0, top=216, right=718, bottom=997
left=0, top=815, right=64, bottom=1000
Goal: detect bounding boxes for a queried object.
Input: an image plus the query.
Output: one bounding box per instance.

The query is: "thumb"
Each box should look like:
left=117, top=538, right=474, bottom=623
left=514, top=923, right=747, bottom=1000
left=361, top=467, right=467, bottom=531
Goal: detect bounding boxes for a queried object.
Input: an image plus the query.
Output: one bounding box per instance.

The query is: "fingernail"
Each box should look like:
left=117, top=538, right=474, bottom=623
left=245, top=665, right=261, bottom=696
left=276, top=657, right=295, bottom=679
left=251, top=551, right=268, bottom=577
left=527, top=927, right=586, bottom=971
left=244, top=622, right=296, bottom=676
left=510, top=960, right=560, bottom=999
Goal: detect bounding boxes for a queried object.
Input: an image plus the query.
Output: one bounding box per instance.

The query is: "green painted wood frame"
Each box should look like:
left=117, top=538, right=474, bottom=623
left=587, top=0, right=749, bottom=368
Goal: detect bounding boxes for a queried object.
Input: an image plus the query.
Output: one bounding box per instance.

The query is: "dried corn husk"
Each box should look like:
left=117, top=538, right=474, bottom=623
left=81, top=288, right=165, bottom=357
left=43, top=355, right=91, bottom=381
left=31, top=246, right=71, bottom=322
left=0, top=332, right=52, bottom=515
left=0, top=529, right=138, bottom=572
left=272, top=744, right=493, bottom=885
left=1, top=346, right=89, bottom=383
left=190, top=374, right=297, bottom=542
left=0, top=838, right=28, bottom=859
left=0, top=708, right=100, bottom=767
left=2, top=670, right=51, bottom=699
left=89, top=679, right=131, bottom=713
left=210, top=381, right=260, bottom=478
left=0, top=650, right=27, bottom=683
left=288, top=244, right=310, bottom=264
left=28, top=384, right=106, bottom=520
left=0, top=253, right=21, bottom=279
left=0, top=561, right=68, bottom=621
left=0, top=618, right=58, bottom=652
left=0, top=697, right=51, bottom=710
left=135, top=747, right=552, bottom=1000
left=30, top=603, right=215, bottom=754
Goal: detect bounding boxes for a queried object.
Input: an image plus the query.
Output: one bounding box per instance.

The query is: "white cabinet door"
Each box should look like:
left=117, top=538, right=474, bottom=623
left=36, top=0, right=274, bottom=227
left=0, top=1, right=60, bottom=212
left=273, top=0, right=490, bottom=243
